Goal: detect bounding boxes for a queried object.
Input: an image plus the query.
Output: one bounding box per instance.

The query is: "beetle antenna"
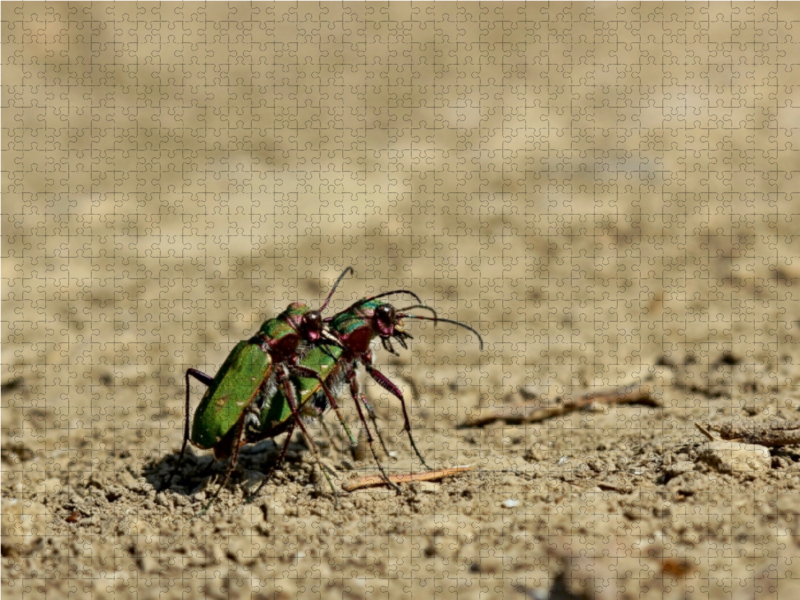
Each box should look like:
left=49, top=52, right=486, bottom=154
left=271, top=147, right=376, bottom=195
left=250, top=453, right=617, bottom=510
left=318, top=267, right=354, bottom=311
left=397, top=314, right=484, bottom=350
left=397, top=304, right=438, bottom=320
left=325, top=290, right=424, bottom=321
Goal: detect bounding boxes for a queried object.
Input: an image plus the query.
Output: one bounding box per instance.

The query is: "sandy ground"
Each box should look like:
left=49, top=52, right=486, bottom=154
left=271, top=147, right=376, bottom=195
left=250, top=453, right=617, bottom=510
left=3, top=3, right=800, bottom=599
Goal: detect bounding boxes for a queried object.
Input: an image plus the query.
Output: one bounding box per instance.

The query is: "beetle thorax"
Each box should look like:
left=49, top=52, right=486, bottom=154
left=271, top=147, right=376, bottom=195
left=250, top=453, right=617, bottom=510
left=341, top=325, right=374, bottom=356
left=267, top=334, right=303, bottom=362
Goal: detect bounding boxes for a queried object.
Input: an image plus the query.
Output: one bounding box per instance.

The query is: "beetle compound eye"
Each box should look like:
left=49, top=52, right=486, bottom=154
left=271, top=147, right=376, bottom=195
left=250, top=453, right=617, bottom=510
left=377, top=304, right=395, bottom=324
left=303, top=310, right=323, bottom=340
left=305, top=311, right=322, bottom=331
left=373, top=304, right=396, bottom=337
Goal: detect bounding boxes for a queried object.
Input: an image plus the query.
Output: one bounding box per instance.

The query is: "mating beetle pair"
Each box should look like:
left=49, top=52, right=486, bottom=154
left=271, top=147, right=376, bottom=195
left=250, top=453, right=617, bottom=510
left=162, top=268, right=484, bottom=515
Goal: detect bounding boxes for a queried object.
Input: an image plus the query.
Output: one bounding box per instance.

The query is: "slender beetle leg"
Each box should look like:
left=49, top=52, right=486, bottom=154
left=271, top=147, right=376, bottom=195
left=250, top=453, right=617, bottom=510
left=161, top=368, right=215, bottom=492
left=349, top=350, right=396, bottom=459
left=276, top=364, right=340, bottom=505
left=193, top=411, right=248, bottom=520
left=356, top=393, right=394, bottom=461
left=347, top=368, right=402, bottom=494
left=245, top=418, right=296, bottom=505
left=364, top=356, right=432, bottom=470
left=351, top=378, right=394, bottom=459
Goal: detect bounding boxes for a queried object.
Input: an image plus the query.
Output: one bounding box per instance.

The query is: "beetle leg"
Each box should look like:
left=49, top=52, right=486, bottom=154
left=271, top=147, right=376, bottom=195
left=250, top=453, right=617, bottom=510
left=353, top=388, right=393, bottom=460
left=245, top=418, right=296, bottom=505
left=194, top=413, right=247, bottom=519
left=365, top=360, right=431, bottom=471
left=317, top=416, right=342, bottom=453
left=362, top=352, right=398, bottom=457
left=346, top=367, right=402, bottom=494
left=161, top=368, right=214, bottom=492
left=347, top=353, right=394, bottom=460
left=277, top=365, right=339, bottom=505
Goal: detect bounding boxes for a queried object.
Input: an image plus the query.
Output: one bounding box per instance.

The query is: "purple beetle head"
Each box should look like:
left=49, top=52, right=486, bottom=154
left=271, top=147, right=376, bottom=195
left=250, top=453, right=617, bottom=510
left=280, top=302, right=323, bottom=343
left=372, top=303, right=400, bottom=338
left=367, top=300, right=484, bottom=355
left=299, top=309, right=323, bottom=342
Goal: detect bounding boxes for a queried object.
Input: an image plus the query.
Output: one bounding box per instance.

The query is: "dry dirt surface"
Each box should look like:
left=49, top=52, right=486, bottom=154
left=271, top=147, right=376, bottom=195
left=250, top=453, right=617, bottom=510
left=3, top=4, right=800, bottom=599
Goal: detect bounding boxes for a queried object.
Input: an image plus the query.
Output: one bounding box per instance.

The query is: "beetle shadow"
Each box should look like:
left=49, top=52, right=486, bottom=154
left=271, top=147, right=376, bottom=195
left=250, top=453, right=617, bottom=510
left=141, top=437, right=325, bottom=497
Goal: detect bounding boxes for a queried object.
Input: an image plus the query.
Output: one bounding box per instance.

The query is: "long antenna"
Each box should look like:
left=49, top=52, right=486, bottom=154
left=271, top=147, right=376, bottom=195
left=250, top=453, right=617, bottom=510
left=325, top=289, right=424, bottom=321
left=396, top=304, right=438, bottom=320
left=397, top=314, right=485, bottom=350
left=318, top=267, right=354, bottom=311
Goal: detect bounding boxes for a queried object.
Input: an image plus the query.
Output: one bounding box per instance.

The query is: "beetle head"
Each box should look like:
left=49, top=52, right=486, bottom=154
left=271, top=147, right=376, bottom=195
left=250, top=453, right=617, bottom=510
left=300, top=309, right=323, bottom=342
left=372, top=303, right=399, bottom=338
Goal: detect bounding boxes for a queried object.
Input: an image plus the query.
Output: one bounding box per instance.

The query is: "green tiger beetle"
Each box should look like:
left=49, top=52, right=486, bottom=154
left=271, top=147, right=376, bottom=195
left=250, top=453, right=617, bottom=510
left=244, top=291, right=485, bottom=502
left=163, top=268, right=423, bottom=516
left=322, top=296, right=485, bottom=492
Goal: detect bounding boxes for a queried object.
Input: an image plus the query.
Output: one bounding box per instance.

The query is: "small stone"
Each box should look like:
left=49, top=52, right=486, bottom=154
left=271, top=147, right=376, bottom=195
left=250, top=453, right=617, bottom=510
left=502, top=499, right=520, bottom=508
left=698, top=441, right=771, bottom=473
left=417, top=482, right=438, bottom=493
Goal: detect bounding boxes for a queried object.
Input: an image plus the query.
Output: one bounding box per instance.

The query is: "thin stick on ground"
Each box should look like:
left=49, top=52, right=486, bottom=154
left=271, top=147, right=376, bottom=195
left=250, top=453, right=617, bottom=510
left=459, top=383, right=662, bottom=428
left=342, top=465, right=475, bottom=492
left=695, top=419, right=800, bottom=447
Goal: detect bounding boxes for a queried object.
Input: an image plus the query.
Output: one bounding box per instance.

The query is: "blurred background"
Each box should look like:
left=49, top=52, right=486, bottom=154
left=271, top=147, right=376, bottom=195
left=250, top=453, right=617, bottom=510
left=4, top=3, right=800, bottom=599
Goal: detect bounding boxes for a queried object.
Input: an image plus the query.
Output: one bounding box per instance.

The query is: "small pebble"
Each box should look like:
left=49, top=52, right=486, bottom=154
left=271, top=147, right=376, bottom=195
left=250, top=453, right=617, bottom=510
left=502, top=499, right=520, bottom=508
left=418, top=482, right=439, bottom=493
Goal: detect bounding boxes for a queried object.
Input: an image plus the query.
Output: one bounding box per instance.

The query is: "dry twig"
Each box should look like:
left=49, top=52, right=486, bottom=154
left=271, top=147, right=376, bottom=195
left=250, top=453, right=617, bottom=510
left=342, top=465, right=475, bottom=492
left=459, top=383, right=661, bottom=428
left=695, top=419, right=800, bottom=447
